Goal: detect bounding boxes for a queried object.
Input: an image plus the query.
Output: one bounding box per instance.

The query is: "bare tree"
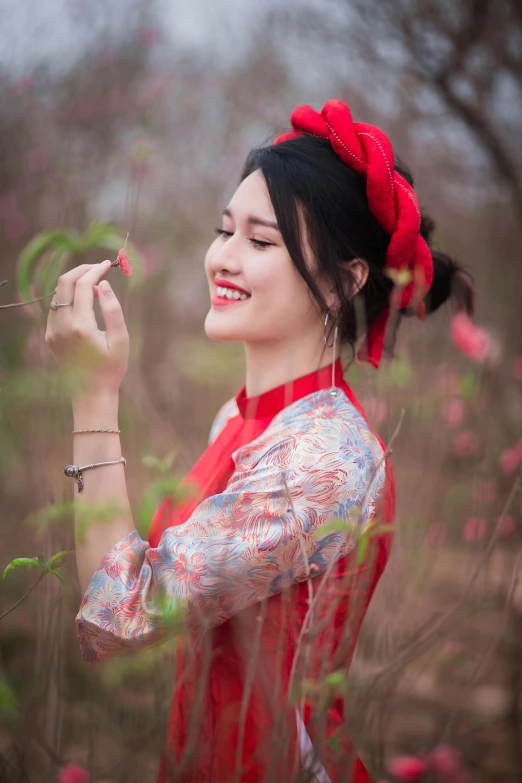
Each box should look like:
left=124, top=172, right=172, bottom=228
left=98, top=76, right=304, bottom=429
left=276, top=0, right=522, bottom=218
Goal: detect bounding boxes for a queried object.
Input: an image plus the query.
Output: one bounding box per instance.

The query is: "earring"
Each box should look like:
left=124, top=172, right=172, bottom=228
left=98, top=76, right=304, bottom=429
left=324, top=312, right=340, bottom=397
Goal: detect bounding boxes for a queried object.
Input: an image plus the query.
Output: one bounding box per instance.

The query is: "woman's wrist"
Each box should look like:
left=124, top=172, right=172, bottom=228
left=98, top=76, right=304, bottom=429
left=72, top=390, right=120, bottom=429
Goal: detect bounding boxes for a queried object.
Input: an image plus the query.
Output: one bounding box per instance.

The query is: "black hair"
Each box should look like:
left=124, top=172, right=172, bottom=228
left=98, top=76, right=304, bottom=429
left=240, top=135, right=475, bottom=366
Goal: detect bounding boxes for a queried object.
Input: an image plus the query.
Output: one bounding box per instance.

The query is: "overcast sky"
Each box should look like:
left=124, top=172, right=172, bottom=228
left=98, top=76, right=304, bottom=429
left=0, top=0, right=263, bottom=76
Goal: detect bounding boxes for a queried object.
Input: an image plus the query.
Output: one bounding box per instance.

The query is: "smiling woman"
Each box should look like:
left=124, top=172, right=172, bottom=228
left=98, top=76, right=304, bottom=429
left=53, top=99, right=477, bottom=783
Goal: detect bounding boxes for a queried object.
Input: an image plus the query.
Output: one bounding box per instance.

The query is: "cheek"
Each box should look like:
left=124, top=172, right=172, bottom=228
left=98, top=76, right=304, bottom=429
left=248, top=254, right=315, bottom=323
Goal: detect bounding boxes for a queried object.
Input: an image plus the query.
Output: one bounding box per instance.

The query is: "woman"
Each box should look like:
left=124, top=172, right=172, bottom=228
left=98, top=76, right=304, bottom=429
left=45, top=100, right=474, bottom=782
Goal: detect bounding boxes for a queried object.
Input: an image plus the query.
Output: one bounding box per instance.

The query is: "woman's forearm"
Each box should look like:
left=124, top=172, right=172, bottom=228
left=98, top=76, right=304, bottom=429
left=72, top=392, right=135, bottom=594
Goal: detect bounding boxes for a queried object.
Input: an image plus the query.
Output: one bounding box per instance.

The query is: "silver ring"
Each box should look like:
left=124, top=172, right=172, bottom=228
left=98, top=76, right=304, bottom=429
left=49, top=298, right=73, bottom=311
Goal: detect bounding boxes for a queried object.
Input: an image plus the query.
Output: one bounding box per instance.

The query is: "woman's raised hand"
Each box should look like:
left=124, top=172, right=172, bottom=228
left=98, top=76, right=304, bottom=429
left=45, top=260, right=130, bottom=399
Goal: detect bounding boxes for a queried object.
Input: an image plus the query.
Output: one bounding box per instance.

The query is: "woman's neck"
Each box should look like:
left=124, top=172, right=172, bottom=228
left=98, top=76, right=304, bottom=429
left=243, top=336, right=340, bottom=397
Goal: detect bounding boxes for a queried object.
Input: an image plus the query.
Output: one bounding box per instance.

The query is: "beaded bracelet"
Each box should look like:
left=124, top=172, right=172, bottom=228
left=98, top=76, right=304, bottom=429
left=72, top=428, right=121, bottom=434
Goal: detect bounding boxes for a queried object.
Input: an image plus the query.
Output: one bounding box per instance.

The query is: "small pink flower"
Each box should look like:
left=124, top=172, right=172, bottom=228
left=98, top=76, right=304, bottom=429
left=11, top=76, right=33, bottom=95
left=471, top=480, right=496, bottom=504
left=464, top=517, right=486, bottom=542
left=440, top=640, right=464, bottom=660
left=428, top=744, right=464, bottom=782
left=499, top=447, right=522, bottom=475
left=496, top=514, right=515, bottom=537
left=513, top=357, right=522, bottom=381
left=450, top=313, right=492, bottom=363
left=114, top=248, right=132, bottom=276
left=441, top=398, right=464, bottom=429
left=388, top=755, right=428, bottom=781
left=426, top=523, right=446, bottom=549
left=139, top=26, right=160, bottom=46
left=24, top=148, right=49, bottom=174
left=452, top=432, right=478, bottom=458
left=57, top=763, right=89, bottom=783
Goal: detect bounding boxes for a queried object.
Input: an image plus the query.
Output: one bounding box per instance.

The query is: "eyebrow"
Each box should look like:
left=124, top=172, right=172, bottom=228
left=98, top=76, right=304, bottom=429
left=222, top=207, right=280, bottom=233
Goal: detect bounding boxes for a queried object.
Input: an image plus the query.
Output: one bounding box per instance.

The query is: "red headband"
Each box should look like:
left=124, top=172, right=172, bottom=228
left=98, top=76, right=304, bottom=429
left=274, top=99, right=434, bottom=369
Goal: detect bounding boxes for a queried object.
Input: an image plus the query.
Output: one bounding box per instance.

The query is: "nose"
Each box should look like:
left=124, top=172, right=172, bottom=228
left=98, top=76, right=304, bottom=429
left=207, top=234, right=243, bottom=277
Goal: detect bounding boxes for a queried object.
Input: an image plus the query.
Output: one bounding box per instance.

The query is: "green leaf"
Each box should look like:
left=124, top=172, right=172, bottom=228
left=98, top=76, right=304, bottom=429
left=460, top=369, right=480, bottom=399
left=16, top=229, right=76, bottom=302
left=324, top=670, right=345, bottom=688
left=388, top=357, right=414, bottom=388
left=2, top=558, right=43, bottom=581
left=313, top=519, right=359, bottom=539
left=48, top=569, right=67, bottom=600
left=74, top=222, right=121, bottom=253
left=369, top=523, right=395, bottom=537
left=356, top=534, right=369, bottom=565
left=0, top=677, right=18, bottom=721
left=45, top=550, right=73, bottom=569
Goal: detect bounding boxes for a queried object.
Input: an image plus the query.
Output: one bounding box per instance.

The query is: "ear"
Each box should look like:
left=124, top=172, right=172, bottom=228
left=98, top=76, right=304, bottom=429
left=326, top=258, right=369, bottom=309
left=346, top=258, right=369, bottom=296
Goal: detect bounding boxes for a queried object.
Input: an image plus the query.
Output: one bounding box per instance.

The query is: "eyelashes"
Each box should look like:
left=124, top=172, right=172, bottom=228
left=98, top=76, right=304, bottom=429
left=214, top=228, right=274, bottom=250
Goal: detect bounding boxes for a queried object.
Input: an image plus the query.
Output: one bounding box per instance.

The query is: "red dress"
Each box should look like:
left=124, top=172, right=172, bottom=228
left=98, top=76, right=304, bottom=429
left=77, top=358, right=396, bottom=782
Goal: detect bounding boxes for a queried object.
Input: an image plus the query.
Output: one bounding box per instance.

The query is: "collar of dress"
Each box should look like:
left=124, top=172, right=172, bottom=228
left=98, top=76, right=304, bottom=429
left=235, top=357, right=346, bottom=420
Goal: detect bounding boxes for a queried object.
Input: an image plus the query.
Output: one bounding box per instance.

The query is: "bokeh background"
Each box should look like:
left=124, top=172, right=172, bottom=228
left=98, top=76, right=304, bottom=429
left=1, top=1, right=522, bottom=781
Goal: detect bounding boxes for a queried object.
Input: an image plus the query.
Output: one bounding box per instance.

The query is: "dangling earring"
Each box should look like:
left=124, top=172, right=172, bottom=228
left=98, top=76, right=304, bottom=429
left=324, top=311, right=340, bottom=397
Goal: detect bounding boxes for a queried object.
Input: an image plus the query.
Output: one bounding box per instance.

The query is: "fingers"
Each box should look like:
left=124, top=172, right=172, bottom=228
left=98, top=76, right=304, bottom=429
left=97, top=280, right=129, bottom=353
left=72, top=260, right=113, bottom=324
left=49, top=263, right=95, bottom=324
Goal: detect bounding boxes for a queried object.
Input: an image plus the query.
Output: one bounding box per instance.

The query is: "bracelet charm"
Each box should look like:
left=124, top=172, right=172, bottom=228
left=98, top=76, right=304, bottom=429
left=64, top=457, right=126, bottom=493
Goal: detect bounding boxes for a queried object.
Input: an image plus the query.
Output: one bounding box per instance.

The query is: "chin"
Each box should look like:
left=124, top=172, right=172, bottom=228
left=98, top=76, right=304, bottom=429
left=204, top=312, right=243, bottom=342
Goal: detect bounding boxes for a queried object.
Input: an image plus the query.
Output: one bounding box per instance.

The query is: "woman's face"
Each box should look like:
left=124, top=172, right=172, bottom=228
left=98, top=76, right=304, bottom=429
left=204, top=169, right=326, bottom=346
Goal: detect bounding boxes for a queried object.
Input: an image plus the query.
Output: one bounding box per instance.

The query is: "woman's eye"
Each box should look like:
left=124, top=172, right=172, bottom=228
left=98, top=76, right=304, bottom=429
left=214, top=228, right=273, bottom=250
left=215, top=228, right=232, bottom=239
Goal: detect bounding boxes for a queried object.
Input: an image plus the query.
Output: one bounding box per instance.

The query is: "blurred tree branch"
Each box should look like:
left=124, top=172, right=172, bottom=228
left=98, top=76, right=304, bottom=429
left=279, top=0, right=522, bottom=217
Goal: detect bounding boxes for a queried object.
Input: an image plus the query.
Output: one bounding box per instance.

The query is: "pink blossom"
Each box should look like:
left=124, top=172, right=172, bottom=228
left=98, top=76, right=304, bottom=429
left=365, top=396, right=388, bottom=424
left=114, top=248, right=132, bottom=276
left=388, top=755, right=428, bottom=781
left=464, top=517, right=486, bottom=542
left=426, top=523, right=446, bottom=549
left=57, top=763, right=89, bottom=783
left=449, top=313, right=492, bottom=363
left=496, top=514, right=515, bottom=537
left=513, top=357, right=522, bottom=380
left=441, top=398, right=464, bottom=429
left=24, top=148, right=49, bottom=174
left=452, top=432, right=478, bottom=458
left=428, top=744, right=464, bottom=782
left=139, top=26, right=160, bottom=46
left=499, top=447, right=522, bottom=475
left=440, top=640, right=464, bottom=660
left=11, top=76, right=33, bottom=95
left=471, top=480, right=496, bottom=504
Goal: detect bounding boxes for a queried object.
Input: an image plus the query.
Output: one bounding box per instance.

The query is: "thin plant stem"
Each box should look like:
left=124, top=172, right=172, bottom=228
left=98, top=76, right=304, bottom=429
left=0, top=571, right=46, bottom=621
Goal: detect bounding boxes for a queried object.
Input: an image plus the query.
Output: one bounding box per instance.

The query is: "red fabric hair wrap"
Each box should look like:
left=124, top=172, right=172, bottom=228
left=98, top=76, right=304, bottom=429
left=273, top=99, right=434, bottom=369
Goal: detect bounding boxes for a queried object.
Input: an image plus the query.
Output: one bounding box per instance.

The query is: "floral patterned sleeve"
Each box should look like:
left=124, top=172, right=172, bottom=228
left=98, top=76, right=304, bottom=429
left=76, top=390, right=386, bottom=662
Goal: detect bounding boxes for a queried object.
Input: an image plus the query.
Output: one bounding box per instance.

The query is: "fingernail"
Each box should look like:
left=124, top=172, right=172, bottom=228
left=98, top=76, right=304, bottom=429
left=100, top=280, right=112, bottom=295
